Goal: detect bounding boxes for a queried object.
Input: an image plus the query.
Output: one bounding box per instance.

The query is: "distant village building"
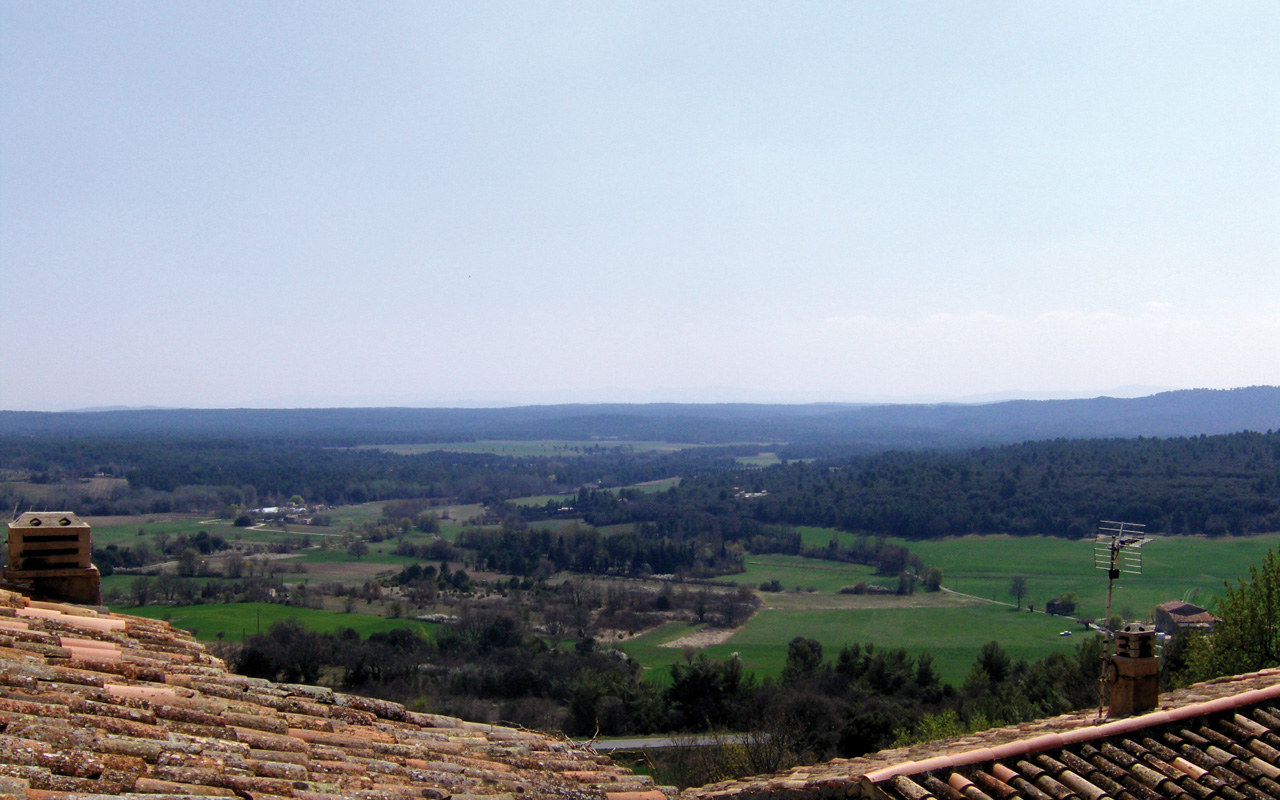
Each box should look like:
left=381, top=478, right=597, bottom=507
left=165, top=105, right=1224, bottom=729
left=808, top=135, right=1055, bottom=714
left=1154, top=599, right=1220, bottom=635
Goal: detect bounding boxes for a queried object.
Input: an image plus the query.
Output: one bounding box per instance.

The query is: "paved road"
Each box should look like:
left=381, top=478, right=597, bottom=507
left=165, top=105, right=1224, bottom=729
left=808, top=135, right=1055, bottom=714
left=578, top=734, right=747, bottom=751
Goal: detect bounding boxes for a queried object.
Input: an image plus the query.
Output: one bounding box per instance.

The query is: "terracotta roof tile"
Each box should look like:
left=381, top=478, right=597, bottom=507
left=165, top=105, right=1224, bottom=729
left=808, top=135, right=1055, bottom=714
left=685, top=671, right=1280, bottom=800
left=0, top=588, right=675, bottom=799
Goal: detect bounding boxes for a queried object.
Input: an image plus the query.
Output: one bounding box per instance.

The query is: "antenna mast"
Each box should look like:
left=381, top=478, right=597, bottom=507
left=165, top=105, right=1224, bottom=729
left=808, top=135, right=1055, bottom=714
left=1093, top=519, right=1152, bottom=721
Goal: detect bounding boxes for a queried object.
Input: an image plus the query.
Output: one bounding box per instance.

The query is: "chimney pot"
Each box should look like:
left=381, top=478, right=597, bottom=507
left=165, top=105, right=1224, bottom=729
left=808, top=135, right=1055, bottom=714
left=1109, top=623, right=1158, bottom=716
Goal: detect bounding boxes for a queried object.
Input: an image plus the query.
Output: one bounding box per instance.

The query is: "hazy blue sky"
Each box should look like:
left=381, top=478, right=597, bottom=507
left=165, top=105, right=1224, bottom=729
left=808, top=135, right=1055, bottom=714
left=2, top=3, right=1276, bottom=410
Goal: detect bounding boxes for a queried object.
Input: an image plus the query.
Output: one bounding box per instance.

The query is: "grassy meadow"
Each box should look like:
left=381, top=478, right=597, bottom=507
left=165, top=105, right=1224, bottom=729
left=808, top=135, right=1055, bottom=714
left=611, top=530, right=1280, bottom=688
left=114, top=602, right=442, bottom=643
left=717, top=604, right=1077, bottom=686
left=723, top=554, right=880, bottom=593
left=735, top=452, right=782, bottom=467
left=618, top=588, right=1089, bottom=688
left=789, top=527, right=1280, bottom=619
left=510, top=477, right=683, bottom=508
left=902, top=532, right=1280, bottom=619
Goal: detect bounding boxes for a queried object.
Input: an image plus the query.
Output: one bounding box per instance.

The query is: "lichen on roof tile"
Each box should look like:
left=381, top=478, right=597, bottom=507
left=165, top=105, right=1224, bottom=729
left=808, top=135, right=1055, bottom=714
left=0, top=593, right=676, bottom=800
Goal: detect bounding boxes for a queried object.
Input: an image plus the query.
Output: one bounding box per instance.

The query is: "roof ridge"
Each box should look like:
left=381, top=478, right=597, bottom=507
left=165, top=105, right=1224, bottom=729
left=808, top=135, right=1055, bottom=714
left=683, top=668, right=1280, bottom=800
left=862, top=672, right=1280, bottom=783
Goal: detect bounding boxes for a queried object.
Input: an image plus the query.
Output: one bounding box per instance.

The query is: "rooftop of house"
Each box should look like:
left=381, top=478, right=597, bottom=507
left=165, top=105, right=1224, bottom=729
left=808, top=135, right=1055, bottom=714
left=1155, top=601, right=1220, bottom=626
left=682, top=669, right=1280, bottom=800
left=1, top=580, right=1277, bottom=800
left=0, top=587, right=672, bottom=800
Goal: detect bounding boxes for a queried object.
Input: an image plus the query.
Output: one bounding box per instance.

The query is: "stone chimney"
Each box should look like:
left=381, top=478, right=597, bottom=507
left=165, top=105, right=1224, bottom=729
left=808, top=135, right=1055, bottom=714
left=4, top=512, right=102, bottom=605
left=1108, top=622, right=1158, bottom=716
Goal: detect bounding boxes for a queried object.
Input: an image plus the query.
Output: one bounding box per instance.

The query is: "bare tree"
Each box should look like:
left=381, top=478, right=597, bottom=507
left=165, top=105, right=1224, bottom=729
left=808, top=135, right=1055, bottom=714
left=1009, top=576, right=1029, bottom=610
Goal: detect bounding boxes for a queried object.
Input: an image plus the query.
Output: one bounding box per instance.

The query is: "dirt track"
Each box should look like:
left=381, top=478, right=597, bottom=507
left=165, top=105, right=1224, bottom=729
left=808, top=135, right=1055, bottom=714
left=660, top=625, right=741, bottom=649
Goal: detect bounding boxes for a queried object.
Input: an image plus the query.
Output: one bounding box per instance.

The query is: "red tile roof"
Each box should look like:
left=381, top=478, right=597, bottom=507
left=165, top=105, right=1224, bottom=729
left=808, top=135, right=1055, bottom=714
left=4, top=584, right=1277, bottom=800
left=1155, top=601, right=1219, bottom=628
left=0, top=589, right=673, bottom=799
left=682, top=671, right=1280, bottom=800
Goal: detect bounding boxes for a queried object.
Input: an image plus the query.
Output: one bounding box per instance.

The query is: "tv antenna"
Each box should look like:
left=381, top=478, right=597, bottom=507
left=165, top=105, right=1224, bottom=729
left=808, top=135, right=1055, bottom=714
left=1094, top=519, right=1153, bottom=720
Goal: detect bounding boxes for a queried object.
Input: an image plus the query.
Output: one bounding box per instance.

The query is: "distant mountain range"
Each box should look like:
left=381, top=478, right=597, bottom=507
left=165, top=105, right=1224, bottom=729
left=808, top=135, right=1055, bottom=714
left=0, top=387, right=1275, bottom=452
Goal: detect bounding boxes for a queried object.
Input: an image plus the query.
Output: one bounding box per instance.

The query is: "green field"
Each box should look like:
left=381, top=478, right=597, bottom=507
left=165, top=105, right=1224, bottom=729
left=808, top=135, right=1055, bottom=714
left=113, top=602, right=441, bottom=642
left=631, top=477, right=682, bottom=493
left=746, top=603, right=1081, bottom=685
left=797, top=526, right=862, bottom=549
left=615, top=532, right=1280, bottom=688
left=87, top=504, right=376, bottom=552
left=615, top=602, right=1085, bottom=687
left=718, top=554, right=880, bottom=593
left=437, top=504, right=488, bottom=540
left=87, top=517, right=244, bottom=547
left=786, top=528, right=1280, bottom=619
left=615, top=622, right=700, bottom=686
left=901, top=533, right=1280, bottom=620
left=324, top=502, right=386, bottom=526
left=510, top=477, right=682, bottom=508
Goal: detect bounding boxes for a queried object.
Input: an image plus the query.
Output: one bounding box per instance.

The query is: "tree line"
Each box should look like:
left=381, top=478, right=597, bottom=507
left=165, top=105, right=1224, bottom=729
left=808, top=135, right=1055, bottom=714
left=6, top=428, right=1277, bottom=544
left=0, top=436, right=745, bottom=516
left=233, top=609, right=1103, bottom=775
left=521, top=432, right=1280, bottom=540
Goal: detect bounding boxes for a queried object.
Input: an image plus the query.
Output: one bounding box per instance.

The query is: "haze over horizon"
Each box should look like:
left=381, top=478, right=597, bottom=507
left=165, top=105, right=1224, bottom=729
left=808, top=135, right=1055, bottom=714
left=51, top=383, right=1213, bottom=413
left=3, top=4, right=1277, bottom=412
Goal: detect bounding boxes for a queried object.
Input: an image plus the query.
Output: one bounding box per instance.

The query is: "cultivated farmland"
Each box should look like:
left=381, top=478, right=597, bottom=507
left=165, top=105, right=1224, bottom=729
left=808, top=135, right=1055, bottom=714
left=611, top=531, right=1280, bottom=687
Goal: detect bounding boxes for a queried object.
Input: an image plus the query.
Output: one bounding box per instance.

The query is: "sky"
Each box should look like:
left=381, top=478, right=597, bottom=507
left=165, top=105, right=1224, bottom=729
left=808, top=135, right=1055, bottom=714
left=2, top=2, right=1277, bottom=410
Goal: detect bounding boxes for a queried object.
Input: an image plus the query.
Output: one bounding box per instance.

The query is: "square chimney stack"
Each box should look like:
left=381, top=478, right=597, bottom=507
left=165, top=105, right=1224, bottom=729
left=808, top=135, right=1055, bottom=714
left=4, top=512, right=102, bottom=605
left=1109, top=622, right=1158, bottom=716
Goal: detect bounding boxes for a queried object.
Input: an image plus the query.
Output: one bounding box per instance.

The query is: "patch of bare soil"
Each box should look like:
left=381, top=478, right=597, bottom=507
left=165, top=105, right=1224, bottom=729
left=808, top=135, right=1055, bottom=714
left=660, top=625, right=741, bottom=649
left=289, top=561, right=389, bottom=579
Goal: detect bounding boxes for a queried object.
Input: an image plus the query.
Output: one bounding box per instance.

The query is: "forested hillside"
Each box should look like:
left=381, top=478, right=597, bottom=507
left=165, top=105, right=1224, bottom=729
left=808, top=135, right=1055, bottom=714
left=523, top=432, right=1280, bottom=540
left=3, top=410, right=1277, bottom=540
left=0, top=438, right=747, bottom=515
left=1, top=386, right=1276, bottom=447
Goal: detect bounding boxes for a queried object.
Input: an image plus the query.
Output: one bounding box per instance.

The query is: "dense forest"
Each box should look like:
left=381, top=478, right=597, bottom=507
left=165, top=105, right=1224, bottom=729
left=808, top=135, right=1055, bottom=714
left=2, top=386, right=1277, bottom=446
left=3, top=389, right=1276, bottom=525
left=0, top=437, right=748, bottom=515
left=523, top=432, right=1280, bottom=540
left=3, top=422, right=1278, bottom=582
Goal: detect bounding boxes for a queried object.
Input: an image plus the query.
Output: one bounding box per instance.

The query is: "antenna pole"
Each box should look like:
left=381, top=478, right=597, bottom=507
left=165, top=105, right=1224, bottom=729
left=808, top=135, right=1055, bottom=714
left=1094, top=520, right=1149, bottom=723
left=1099, top=543, right=1118, bottom=722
